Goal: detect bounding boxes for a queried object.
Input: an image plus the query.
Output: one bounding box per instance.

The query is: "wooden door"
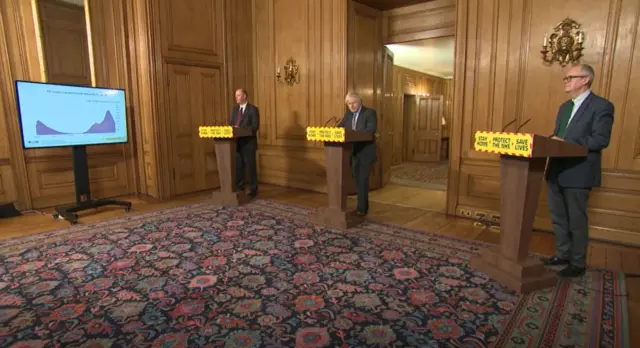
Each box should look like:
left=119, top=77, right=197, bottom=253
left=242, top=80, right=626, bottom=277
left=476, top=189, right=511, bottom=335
left=167, top=64, right=198, bottom=195
left=381, top=47, right=394, bottom=185
left=196, top=67, right=225, bottom=191
left=409, top=95, right=443, bottom=162
left=167, top=64, right=225, bottom=195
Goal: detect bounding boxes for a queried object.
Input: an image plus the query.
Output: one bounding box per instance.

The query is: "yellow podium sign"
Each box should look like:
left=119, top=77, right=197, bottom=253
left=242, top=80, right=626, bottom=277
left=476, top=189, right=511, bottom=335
left=198, top=126, right=233, bottom=138
left=306, top=127, right=346, bottom=142
left=474, top=131, right=534, bottom=157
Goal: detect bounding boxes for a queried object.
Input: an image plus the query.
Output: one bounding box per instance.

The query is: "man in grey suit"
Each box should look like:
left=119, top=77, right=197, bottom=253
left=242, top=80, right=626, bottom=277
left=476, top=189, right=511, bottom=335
left=230, top=88, right=260, bottom=198
left=338, top=91, right=377, bottom=216
left=542, top=64, right=614, bottom=278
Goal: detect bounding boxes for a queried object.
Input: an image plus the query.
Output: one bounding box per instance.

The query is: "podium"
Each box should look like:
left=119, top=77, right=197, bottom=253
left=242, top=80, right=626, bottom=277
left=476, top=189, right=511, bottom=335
left=306, top=126, right=374, bottom=229
left=199, top=126, right=252, bottom=206
left=469, top=131, right=588, bottom=293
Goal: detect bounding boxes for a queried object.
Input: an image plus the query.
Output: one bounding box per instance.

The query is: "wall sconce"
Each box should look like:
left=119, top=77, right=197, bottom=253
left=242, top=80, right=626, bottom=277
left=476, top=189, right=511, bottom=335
left=276, top=58, right=300, bottom=86
left=541, top=18, right=584, bottom=66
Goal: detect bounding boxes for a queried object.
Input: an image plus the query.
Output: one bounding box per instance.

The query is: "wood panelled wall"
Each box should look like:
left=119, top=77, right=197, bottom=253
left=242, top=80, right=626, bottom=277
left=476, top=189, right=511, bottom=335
left=251, top=0, right=354, bottom=192
left=450, top=0, right=640, bottom=246
left=391, top=65, right=446, bottom=165
left=129, top=0, right=230, bottom=200
left=348, top=1, right=387, bottom=189
left=126, top=0, right=253, bottom=200
left=0, top=0, right=136, bottom=210
left=0, top=0, right=252, bottom=210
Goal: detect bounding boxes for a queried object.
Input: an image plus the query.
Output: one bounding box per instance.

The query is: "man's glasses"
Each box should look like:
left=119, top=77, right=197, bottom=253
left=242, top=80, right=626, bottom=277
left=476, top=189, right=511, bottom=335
left=563, top=75, right=587, bottom=82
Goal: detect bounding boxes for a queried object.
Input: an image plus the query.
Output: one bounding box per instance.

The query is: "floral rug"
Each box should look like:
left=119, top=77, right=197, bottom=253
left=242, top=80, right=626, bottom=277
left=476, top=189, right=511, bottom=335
left=0, top=200, right=629, bottom=347
left=390, top=161, right=449, bottom=191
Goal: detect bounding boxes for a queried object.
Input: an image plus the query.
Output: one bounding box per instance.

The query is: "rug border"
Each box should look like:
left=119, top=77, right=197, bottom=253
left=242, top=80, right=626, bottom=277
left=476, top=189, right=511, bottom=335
left=617, top=273, right=631, bottom=348
left=492, top=270, right=630, bottom=348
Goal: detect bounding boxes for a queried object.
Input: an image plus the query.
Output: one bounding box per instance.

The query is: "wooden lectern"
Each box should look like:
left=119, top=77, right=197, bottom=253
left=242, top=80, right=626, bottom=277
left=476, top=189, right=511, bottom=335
left=469, top=131, right=588, bottom=293
left=306, top=126, right=374, bottom=229
left=199, top=126, right=252, bottom=206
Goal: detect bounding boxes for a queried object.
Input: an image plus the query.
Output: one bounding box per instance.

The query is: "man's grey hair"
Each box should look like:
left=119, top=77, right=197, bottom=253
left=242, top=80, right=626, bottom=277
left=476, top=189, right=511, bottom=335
left=578, top=63, right=595, bottom=87
left=345, top=91, right=362, bottom=103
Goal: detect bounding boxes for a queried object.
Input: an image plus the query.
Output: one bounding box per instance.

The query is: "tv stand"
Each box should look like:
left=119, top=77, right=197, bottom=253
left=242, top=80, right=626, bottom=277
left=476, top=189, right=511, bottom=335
left=52, top=145, right=131, bottom=225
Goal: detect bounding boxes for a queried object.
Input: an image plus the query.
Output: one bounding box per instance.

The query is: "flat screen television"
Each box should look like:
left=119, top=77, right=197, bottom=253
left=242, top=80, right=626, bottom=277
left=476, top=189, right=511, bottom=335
left=15, top=80, right=128, bottom=149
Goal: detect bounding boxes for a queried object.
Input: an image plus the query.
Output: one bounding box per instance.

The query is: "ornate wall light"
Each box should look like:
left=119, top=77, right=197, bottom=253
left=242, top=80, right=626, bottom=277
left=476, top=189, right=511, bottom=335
left=276, top=58, right=300, bottom=86
left=541, top=18, right=585, bottom=66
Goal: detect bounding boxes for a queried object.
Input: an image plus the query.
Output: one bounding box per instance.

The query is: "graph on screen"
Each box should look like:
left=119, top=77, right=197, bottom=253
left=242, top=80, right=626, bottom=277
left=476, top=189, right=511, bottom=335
left=15, top=81, right=128, bottom=149
left=36, top=111, right=117, bottom=135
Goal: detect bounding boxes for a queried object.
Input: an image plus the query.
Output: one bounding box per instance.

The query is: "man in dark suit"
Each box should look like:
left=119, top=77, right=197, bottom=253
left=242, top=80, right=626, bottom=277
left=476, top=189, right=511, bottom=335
left=338, top=91, right=377, bottom=216
left=542, top=64, right=614, bottom=278
left=230, top=88, right=260, bottom=198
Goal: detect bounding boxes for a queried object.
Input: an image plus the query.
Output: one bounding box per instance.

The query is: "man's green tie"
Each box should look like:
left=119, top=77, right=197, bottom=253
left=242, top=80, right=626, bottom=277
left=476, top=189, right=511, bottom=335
left=556, top=101, right=574, bottom=137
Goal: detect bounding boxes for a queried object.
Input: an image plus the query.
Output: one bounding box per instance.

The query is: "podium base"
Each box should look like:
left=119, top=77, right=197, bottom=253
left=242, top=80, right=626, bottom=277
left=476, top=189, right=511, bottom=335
left=310, top=207, right=364, bottom=230
left=211, top=191, right=249, bottom=206
left=469, top=246, right=558, bottom=293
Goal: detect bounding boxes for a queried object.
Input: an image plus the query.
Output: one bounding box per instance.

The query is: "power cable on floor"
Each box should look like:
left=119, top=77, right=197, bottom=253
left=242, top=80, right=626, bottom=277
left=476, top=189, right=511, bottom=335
left=20, top=209, right=47, bottom=216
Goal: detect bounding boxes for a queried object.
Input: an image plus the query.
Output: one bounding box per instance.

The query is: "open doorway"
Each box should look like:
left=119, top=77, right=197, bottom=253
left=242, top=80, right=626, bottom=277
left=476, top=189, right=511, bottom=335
left=384, top=36, right=454, bottom=210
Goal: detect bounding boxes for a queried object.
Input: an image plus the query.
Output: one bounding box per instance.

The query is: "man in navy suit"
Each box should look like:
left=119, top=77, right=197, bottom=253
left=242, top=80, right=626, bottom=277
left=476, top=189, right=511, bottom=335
left=542, top=64, right=614, bottom=278
left=230, top=89, right=260, bottom=198
left=338, top=91, right=377, bottom=216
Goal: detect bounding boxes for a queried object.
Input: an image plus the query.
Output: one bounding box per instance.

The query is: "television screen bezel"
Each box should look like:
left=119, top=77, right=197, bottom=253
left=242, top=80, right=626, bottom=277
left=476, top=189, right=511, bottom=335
left=14, top=79, right=129, bottom=150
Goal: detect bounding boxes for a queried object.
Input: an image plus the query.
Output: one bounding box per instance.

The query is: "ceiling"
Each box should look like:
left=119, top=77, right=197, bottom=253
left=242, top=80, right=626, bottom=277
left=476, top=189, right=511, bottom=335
left=386, top=36, right=455, bottom=78
left=354, top=0, right=432, bottom=10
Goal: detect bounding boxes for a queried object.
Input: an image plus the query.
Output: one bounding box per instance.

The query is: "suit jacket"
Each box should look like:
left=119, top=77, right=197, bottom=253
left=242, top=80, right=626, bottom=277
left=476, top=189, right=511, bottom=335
left=338, top=105, right=377, bottom=163
left=229, top=103, right=260, bottom=151
left=546, top=92, right=614, bottom=188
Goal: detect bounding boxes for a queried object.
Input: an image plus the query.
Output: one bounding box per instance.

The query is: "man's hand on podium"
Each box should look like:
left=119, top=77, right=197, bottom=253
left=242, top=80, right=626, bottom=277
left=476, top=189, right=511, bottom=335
left=551, top=136, right=564, bottom=141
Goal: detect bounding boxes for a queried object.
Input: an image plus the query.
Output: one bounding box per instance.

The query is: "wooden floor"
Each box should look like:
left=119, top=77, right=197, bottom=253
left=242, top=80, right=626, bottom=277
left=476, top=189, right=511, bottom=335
left=1, top=183, right=638, bottom=345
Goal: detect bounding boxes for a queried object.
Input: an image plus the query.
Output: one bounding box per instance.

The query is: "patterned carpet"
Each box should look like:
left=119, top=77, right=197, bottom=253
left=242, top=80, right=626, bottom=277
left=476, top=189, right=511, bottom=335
left=390, top=161, right=449, bottom=191
left=0, top=200, right=629, bottom=347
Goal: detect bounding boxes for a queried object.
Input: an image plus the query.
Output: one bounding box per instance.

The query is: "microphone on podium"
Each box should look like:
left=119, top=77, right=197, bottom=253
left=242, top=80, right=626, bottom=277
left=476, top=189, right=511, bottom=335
left=324, top=116, right=344, bottom=127
left=515, top=118, right=532, bottom=132
left=324, top=117, right=337, bottom=126
left=501, top=118, right=517, bottom=132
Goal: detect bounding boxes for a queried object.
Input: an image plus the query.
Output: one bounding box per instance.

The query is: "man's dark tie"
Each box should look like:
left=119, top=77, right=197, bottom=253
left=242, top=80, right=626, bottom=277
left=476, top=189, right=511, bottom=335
left=556, top=101, right=574, bottom=137
left=235, top=107, right=243, bottom=127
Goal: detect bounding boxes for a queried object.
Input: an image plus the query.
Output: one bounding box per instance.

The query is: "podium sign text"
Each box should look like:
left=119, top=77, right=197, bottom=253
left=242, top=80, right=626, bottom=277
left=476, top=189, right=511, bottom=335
left=306, top=127, right=346, bottom=142
left=199, top=126, right=233, bottom=138
left=474, top=131, right=534, bottom=157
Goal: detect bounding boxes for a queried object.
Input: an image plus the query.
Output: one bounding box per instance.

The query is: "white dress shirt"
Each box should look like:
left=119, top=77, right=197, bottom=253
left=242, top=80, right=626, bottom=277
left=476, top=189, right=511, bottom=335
left=568, top=89, right=590, bottom=125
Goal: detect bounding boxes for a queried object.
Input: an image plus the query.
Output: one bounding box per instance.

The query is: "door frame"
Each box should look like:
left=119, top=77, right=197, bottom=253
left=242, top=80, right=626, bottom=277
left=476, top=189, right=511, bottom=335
left=380, top=46, right=395, bottom=186
left=382, top=35, right=458, bottom=214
